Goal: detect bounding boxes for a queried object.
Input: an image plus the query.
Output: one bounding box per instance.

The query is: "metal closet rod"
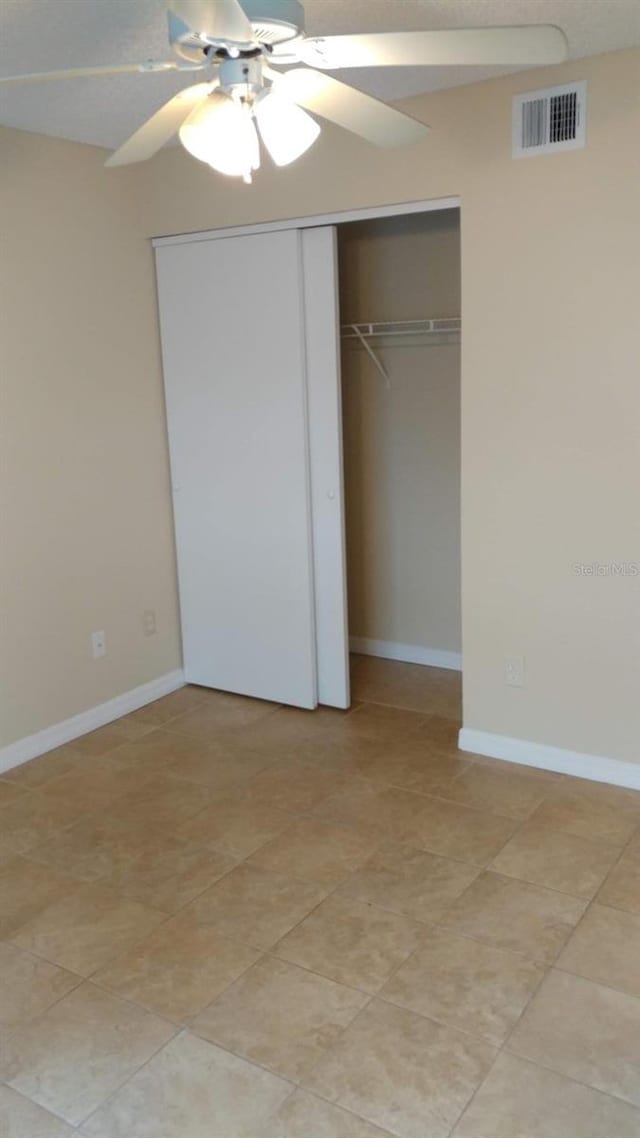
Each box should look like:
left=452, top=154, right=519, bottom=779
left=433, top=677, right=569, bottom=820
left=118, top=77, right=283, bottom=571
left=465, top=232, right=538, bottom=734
left=340, top=317, right=461, bottom=387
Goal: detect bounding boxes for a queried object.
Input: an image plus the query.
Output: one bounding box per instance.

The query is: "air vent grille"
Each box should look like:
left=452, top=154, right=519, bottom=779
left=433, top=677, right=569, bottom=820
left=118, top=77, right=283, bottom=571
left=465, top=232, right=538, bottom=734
left=513, top=81, right=586, bottom=158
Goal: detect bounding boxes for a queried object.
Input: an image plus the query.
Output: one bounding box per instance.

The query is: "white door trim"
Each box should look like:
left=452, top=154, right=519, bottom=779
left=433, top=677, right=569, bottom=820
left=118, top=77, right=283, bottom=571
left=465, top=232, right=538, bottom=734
left=302, top=226, right=350, bottom=708
left=151, top=196, right=461, bottom=248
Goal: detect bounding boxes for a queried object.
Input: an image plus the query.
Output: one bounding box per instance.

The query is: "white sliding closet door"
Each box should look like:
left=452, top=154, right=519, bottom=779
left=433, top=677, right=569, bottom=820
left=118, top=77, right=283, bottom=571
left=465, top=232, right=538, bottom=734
left=156, top=229, right=317, bottom=708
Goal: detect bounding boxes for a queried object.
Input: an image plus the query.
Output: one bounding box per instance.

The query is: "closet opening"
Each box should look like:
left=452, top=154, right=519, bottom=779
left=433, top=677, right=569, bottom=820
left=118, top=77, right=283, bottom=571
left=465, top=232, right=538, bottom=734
left=337, top=208, right=462, bottom=722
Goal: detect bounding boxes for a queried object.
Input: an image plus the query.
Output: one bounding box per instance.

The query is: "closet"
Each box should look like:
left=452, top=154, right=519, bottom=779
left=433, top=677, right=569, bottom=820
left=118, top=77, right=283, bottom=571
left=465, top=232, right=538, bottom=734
left=153, top=198, right=461, bottom=713
left=339, top=209, right=462, bottom=671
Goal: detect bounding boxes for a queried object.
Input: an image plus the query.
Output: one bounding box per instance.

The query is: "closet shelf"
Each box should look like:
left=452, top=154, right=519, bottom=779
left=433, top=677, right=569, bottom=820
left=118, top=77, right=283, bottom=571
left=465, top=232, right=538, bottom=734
left=341, top=318, right=460, bottom=388
left=341, top=317, right=461, bottom=340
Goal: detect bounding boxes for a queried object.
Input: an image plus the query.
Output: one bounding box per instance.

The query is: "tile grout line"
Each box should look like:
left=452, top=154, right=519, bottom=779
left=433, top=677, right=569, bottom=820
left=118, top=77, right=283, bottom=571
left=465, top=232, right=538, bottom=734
left=500, top=1038, right=640, bottom=1111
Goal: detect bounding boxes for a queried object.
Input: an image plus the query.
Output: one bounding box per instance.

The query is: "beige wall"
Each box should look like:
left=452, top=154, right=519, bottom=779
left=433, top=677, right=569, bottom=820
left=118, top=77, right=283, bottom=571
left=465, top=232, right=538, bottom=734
left=0, top=129, right=182, bottom=747
left=339, top=211, right=461, bottom=653
left=2, top=47, right=639, bottom=767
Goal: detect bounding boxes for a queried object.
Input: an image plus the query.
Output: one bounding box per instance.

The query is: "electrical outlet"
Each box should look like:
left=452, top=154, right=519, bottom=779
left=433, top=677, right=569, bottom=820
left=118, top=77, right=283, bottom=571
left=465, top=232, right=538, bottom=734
left=91, top=630, right=106, bottom=659
left=505, top=654, right=525, bottom=687
left=142, top=609, right=157, bottom=637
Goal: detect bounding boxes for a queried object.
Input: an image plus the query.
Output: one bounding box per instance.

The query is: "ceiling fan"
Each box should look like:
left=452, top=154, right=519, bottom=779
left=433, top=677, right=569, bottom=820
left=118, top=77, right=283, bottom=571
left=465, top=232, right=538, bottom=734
left=0, top=0, right=568, bottom=182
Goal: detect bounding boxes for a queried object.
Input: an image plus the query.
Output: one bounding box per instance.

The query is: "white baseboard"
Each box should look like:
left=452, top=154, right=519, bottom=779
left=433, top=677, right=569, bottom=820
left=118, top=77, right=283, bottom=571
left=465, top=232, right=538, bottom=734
left=350, top=636, right=462, bottom=672
left=458, top=727, right=640, bottom=791
left=0, top=669, right=186, bottom=777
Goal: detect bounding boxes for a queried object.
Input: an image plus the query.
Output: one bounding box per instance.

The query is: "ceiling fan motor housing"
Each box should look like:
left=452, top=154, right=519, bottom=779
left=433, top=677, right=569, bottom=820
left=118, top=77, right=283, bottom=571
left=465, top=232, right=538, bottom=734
left=170, top=0, right=304, bottom=62
left=241, top=0, right=305, bottom=44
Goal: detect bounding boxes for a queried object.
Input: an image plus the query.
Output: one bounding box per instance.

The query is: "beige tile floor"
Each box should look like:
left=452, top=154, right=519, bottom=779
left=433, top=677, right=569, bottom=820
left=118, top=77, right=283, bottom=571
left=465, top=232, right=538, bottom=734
left=0, top=656, right=639, bottom=1137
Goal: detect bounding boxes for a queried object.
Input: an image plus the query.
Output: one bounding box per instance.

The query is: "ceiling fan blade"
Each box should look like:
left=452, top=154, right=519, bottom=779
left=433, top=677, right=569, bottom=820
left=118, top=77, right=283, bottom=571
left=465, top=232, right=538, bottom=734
left=0, top=61, right=188, bottom=85
left=105, top=82, right=214, bottom=167
left=294, top=26, right=569, bottom=69
left=169, top=0, right=254, bottom=44
left=270, top=69, right=429, bottom=148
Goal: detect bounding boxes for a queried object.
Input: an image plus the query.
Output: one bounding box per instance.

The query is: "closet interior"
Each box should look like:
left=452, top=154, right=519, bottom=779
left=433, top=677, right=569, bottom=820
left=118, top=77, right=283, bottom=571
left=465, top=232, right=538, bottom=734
left=338, top=208, right=462, bottom=677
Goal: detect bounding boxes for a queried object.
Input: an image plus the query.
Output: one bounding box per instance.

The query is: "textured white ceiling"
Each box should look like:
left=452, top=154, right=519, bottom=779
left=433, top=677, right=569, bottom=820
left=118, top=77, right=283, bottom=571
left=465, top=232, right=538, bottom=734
left=0, top=1, right=638, bottom=150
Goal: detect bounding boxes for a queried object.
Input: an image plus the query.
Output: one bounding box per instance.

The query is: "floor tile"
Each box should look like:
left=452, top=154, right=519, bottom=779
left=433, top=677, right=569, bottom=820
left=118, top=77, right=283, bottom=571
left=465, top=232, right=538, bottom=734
left=0, top=1084, right=77, bottom=1138
left=0, top=858, right=78, bottom=940
left=249, top=815, right=381, bottom=887
left=66, top=719, right=151, bottom=757
left=126, top=686, right=208, bottom=727
left=27, top=813, right=163, bottom=883
left=351, top=657, right=461, bottom=719
left=185, top=864, right=326, bottom=949
left=312, top=778, right=427, bottom=838
left=106, top=773, right=216, bottom=832
left=0, top=780, right=29, bottom=805
left=598, top=850, right=640, bottom=915
left=111, top=727, right=217, bottom=770
left=556, top=903, right=640, bottom=997
left=622, top=832, right=640, bottom=860
left=350, top=655, right=435, bottom=712
left=275, top=893, right=424, bottom=994
left=0, top=943, right=80, bottom=1030
left=338, top=843, right=480, bottom=923
left=237, top=719, right=384, bottom=773
left=166, top=693, right=278, bottom=738
left=452, top=1051, right=640, bottom=1137
left=490, top=822, right=621, bottom=898
left=381, top=927, right=544, bottom=1044
left=0, top=792, right=84, bottom=859
left=469, top=755, right=566, bottom=783
left=440, top=765, right=551, bottom=819
left=231, top=705, right=357, bottom=755
left=9, top=882, right=166, bottom=976
left=530, top=786, right=640, bottom=846
left=167, top=739, right=274, bottom=790
left=560, top=777, right=640, bottom=811
left=40, top=755, right=155, bottom=815
left=242, top=758, right=351, bottom=814
left=106, top=836, right=236, bottom=913
left=329, top=702, right=427, bottom=742
left=403, top=796, right=517, bottom=866
left=11, top=662, right=640, bottom=1138
left=178, top=791, right=292, bottom=859
left=193, top=956, right=367, bottom=1081
left=95, top=914, right=260, bottom=1021
left=304, top=998, right=496, bottom=1138
left=1, top=982, right=176, bottom=1126
left=441, top=871, right=587, bottom=963
left=508, top=969, right=640, bottom=1106
left=81, top=1030, right=291, bottom=1138
left=2, top=747, right=79, bottom=788
left=252, top=1089, right=396, bottom=1137
left=356, top=741, right=470, bottom=796
left=265, top=703, right=357, bottom=730
left=418, top=714, right=463, bottom=750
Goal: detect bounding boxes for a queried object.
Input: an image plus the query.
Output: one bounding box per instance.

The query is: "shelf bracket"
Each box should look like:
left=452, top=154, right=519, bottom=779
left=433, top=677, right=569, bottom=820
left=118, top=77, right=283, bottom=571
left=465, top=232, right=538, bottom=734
left=349, top=324, right=391, bottom=389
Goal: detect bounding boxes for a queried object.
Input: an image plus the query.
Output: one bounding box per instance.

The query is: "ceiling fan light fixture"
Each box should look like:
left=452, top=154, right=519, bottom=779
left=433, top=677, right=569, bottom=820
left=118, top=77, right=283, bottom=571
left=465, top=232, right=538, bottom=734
left=179, top=90, right=260, bottom=181
left=255, top=89, right=320, bottom=166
